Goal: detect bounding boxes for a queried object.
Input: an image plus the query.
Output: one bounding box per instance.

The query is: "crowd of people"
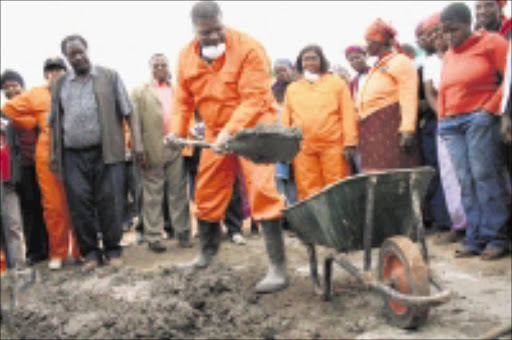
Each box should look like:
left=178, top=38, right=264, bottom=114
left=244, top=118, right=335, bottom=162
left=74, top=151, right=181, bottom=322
left=1, top=0, right=511, bottom=295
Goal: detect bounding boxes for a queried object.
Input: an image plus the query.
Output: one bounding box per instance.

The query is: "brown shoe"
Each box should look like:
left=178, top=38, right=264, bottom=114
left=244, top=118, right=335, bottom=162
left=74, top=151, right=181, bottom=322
left=82, top=260, right=99, bottom=272
left=481, top=247, right=509, bottom=261
left=108, top=257, right=124, bottom=267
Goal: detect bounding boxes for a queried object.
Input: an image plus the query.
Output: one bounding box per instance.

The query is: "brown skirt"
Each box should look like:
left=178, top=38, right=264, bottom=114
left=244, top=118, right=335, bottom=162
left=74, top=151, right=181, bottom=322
left=359, top=103, right=421, bottom=172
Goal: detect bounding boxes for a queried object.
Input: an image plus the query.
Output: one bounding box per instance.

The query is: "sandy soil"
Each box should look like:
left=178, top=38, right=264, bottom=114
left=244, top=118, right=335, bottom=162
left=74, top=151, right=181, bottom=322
left=1, top=228, right=510, bottom=339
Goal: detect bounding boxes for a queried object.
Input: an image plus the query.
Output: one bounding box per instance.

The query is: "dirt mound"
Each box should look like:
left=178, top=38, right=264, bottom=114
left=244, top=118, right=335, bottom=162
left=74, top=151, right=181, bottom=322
left=1, top=264, right=282, bottom=339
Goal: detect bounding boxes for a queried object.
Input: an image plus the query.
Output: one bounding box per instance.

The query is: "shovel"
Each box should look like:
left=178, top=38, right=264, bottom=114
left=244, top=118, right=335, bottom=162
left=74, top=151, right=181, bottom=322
left=1, top=199, right=37, bottom=335
left=164, top=124, right=302, bottom=164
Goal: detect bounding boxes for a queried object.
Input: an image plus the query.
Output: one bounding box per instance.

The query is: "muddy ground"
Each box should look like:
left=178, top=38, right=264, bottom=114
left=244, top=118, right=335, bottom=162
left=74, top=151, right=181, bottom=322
left=1, top=228, right=511, bottom=339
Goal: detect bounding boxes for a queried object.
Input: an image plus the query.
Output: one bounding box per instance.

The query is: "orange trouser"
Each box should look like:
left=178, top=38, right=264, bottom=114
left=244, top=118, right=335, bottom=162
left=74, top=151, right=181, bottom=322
left=194, top=149, right=283, bottom=222
left=294, top=145, right=349, bottom=201
left=35, top=134, right=79, bottom=260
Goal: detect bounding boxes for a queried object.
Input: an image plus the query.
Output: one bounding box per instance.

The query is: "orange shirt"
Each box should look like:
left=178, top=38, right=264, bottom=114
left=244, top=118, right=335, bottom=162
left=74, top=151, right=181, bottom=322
left=357, top=51, right=418, bottom=133
left=1, top=86, right=51, bottom=159
left=438, top=31, right=508, bottom=119
left=172, top=28, right=277, bottom=142
left=281, top=74, right=358, bottom=151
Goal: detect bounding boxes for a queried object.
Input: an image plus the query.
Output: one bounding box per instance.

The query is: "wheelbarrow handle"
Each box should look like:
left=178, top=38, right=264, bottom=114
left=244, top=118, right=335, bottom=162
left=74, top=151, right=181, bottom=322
left=368, top=279, right=452, bottom=307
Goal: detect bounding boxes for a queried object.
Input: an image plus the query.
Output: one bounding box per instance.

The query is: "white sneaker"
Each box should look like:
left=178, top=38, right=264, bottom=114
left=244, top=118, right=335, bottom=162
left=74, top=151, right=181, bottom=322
left=232, top=233, right=247, bottom=245
left=48, top=259, right=63, bottom=270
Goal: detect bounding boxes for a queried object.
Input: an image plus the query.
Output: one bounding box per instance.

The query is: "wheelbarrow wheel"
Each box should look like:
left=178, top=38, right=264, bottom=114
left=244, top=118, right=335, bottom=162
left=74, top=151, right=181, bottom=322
left=378, top=236, right=430, bottom=329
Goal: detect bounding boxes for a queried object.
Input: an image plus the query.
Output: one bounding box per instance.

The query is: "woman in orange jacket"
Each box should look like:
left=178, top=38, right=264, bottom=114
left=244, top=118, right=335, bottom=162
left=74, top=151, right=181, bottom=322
left=281, top=45, right=358, bottom=200
left=2, top=58, right=79, bottom=270
left=358, top=19, right=421, bottom=172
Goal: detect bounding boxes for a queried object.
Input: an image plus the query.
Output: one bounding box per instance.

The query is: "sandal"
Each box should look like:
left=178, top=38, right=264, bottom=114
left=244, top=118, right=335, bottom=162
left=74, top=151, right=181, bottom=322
left=454, top=248, right=480, bottom=258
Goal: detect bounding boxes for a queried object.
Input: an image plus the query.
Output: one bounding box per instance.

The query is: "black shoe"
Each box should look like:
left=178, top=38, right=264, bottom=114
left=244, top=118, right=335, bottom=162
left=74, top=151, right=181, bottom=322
left=148, top=241, right=167, bottom=253
left=26, top=256, right=47, bottom=266
left=251, top=221, right=259, bottom=235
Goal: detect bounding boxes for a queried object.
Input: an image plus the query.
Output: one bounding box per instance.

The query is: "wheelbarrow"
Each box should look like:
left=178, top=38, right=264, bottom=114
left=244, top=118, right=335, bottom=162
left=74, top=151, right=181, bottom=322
left=284, top=167, right=452, bottom=329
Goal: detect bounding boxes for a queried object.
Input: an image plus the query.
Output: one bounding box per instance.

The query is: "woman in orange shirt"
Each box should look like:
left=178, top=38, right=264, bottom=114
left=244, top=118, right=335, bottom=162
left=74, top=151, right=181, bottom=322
left=357, top=19, right=421, bottom=172
left=438, top=3, right=509, bottom=260
left=281, top=45, right=358, bottom=201
left=2, top=58, right=80, bottom=270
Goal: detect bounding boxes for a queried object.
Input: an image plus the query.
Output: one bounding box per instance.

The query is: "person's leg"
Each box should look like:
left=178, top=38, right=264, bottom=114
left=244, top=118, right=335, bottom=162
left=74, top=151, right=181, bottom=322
left=165, top=154, right=192, bottom=246
left=122, top=160, right=138, bottom=228
left=241, top=158, right=287, bottom=293
left=180, top=150, right=235, bottom=270
left=2, top=185, right=25, bottom=268
left=466, top=112, right=509, bottom=253
left=63, top=149, right=101, bottom=263
left=437, top=133, right=467, bottom=230
left=141, top=165, right=165, bottom=246
left=224, top=176, right=243, bottom=238
left=320, top=145, right=348, bottom=186
left=95, top=158, right=125, bottom=262
left=439, top=116, right=483, bottom=254
left=36, top=153, right=71, bottom=266
left=293, top=151, right=323, bottom=201
left=162, top=182, right=174, bottom=238
left=16, top=164, right=48, bottom=263
left=421, top=120, right=452, bottom=229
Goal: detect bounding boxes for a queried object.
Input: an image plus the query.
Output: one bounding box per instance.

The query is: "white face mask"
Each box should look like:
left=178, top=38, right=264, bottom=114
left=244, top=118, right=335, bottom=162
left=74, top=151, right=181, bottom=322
left=201, top=43, right=226, bottom=60
left=304, top=70, right=320, bottom=83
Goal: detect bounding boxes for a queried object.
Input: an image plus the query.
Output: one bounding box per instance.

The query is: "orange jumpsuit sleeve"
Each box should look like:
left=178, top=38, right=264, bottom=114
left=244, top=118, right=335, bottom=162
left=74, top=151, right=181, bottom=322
left=482, top=34, right=509, bottom=114
left=339, top=80, right=358, bottom=146
left=224, top=48, right=273, bottom=134
left=390, top=57, right=419, bottom=133
left=1, top=91, right=38, bottom=129
left=172, top=51, right=196, bottom=138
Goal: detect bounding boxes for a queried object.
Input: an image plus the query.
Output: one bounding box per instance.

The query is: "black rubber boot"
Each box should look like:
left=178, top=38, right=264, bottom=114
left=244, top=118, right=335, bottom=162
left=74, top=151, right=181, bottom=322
left=255, top=220, right=288, bottom=293
left=179, top=220, right=220, bottom=270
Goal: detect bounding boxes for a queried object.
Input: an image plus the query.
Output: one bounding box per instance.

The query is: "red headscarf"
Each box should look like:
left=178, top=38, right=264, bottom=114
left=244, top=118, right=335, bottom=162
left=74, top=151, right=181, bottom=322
left=365, top=18, right=398, bottom=42
left=345, top=45, right=366, bottom=58
left=423, top=12, right=441, bottom=32
left=365, top=18, right=402, bottom=53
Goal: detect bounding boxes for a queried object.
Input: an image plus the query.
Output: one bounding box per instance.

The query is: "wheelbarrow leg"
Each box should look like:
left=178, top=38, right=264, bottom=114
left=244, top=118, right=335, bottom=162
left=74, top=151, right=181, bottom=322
left=306, top=244, right=322, bottom=294
left=323, top=255, right=334, bottom=301
left=410, top=173, right=430, bottom=264
left=364, top=176, right=378, bottom=271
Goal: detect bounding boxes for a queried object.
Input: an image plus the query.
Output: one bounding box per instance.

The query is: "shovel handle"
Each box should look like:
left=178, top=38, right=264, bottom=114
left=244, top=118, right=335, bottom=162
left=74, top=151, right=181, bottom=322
left=164, top=137, right=214, bottom=149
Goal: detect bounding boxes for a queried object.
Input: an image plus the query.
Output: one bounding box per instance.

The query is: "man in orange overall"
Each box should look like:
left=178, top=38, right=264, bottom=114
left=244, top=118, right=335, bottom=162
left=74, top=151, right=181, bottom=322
left=2, top=57, right=79, bottom=270
left=167, top=0, right=287, bottom=293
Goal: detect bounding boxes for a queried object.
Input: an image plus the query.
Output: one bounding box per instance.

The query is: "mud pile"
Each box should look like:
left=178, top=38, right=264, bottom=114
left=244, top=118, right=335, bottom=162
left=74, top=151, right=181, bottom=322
left=1, top=265, right=282, bottom=339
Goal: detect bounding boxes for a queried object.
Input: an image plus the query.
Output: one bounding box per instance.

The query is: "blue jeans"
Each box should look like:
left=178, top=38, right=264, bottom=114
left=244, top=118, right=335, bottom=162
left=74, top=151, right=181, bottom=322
left=439, top=112, right=509, bottom=252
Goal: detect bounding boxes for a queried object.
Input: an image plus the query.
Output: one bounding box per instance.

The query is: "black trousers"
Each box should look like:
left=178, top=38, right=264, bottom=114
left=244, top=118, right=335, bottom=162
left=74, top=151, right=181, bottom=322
left=63, top=147, right=125, bottom=262
left=224, top=176, right=243, bottom=236
left=16, top=164, right=48, bottom=262
left=419, top=119, right=451, bottom=228
left=123, top=160, right=141, bottom=226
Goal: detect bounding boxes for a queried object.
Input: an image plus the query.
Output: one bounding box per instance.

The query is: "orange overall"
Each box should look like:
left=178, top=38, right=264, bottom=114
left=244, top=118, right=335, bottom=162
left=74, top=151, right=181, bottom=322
left=173, top=28, right=283, bottom=222
left=281, top=74, right=358, bottom=200
left=2, top=86, right=79, bottom=261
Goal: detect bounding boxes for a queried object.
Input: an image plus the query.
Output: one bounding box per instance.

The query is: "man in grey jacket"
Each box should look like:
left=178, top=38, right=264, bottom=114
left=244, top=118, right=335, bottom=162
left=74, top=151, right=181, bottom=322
left=131, top=54, right=192, bottom=253
left=50, top=34, right=143, bottom=271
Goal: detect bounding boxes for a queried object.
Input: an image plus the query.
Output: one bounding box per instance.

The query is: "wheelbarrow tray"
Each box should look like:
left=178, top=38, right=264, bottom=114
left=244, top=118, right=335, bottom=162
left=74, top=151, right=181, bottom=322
left=284, top=167, right=435, bottom=253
